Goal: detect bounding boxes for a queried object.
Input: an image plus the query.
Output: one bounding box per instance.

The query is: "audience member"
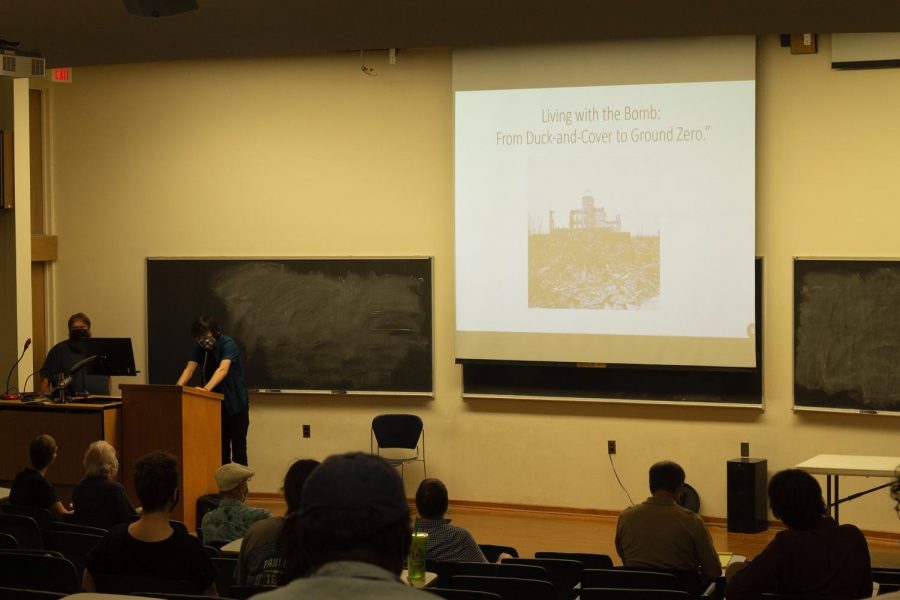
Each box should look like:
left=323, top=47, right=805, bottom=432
left=414, top=478, right=486, bottom=563
left=72, top=440, right=138, bottom=530
left=726, top=469, right=872, bottom=600
left=202, top=462, right=271, bottom=546
left=256, top=452, right=426, bottom=599
left=236, top=458, right=320, bottom=586
left=82, top=451, right=217, bottom=596
left=615, top=460, right=720, bottom=589
left=9, top=434, right=72, bottom=518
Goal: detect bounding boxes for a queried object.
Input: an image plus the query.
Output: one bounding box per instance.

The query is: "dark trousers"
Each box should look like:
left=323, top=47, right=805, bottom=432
left=222, top=407, right=250, bottom=465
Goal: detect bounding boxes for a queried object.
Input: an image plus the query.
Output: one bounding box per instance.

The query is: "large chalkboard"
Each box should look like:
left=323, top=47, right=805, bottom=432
left=462, top=259, right=763, bottom=406
left=147, top=258, right=433, bottom=394
left=794, top=259, right=900, bottom=414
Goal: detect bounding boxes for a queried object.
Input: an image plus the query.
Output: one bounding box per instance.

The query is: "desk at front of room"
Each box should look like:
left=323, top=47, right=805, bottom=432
left=0, top=397, right=122, bottom=504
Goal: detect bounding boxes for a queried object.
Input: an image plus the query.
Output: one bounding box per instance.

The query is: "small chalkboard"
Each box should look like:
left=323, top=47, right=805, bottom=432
left=794, top=258, right=900, bottom=414
left=147, top=258, right=433, bottom=394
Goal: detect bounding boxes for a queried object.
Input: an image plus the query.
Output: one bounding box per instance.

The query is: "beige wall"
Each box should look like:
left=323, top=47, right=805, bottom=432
left=44, top=36, right=900, bottom=533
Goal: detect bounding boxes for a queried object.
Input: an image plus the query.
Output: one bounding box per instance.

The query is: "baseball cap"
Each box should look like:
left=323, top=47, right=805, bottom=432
left=299, top=452, right=409, bottom=547
left=215, top=462, right=255, bottom=492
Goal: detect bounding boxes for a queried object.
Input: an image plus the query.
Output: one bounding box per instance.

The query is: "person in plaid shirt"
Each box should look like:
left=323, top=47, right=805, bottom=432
left=414, top=478, right=487, bottom=563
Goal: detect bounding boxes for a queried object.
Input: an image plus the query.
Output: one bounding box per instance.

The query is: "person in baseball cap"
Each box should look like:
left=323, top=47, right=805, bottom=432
left=201, top=462, right=271, bottom=547
left=257, top=452, right=425, bottom=599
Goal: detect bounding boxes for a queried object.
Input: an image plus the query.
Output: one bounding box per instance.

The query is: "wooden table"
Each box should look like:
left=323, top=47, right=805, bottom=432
left=796, top=454, right=900, bottom=523
left=0, top=397, right=122, bottom=504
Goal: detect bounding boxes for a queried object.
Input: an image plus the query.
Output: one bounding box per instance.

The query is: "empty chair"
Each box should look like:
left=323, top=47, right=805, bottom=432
left=0, top=514, right=43, bottom=549
left=0, top=552, right=80, bottom=594
left=873, top=570, right=900, bottom=585
left=535, top=551, right=614, bottom=569
left=478, top=544, right=519, bottom=562
left=203, top=545, right=221, bottom=557
left=456, top=561, right=551, bottom=581
left=0, top=587, right=65, bottom=600
left=0, top=534, right=18, bottom=549
left=502, top=558, right=582, bottom=600
left=371, top=414, right=426, bottom=480
left=0, top=505, right=53, bottom=531
left=429, top=588, right=504, bottom=600
left=48, top=521, right=107, bottom=535
left=211, top=556, right=238, bottom=597
left=582, top=569, right=682, bottom=591
left=580, top=588, right=695, bottom=600
left=42, top=530, right=103, bottom=577
left=452, top=575, right=556, bottom=600
left=428, top=559, right=460, bottom=587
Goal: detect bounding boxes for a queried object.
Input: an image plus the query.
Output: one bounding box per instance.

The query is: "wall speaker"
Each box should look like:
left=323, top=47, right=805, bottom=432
left=727, top=458, right=767, bottom=533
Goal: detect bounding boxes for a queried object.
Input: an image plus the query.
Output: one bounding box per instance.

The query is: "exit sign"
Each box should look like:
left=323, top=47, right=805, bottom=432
left=51, top=67, right=72, bottom=83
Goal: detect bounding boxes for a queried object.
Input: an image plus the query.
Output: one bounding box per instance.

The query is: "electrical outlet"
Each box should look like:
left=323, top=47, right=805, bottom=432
left=302, top=424, right=311, bottom=438
left=607, top=440, right=616, bottom=454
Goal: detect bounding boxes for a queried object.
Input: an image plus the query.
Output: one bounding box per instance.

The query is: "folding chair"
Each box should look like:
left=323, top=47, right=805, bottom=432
left=371, top=414, right=426, bottom=481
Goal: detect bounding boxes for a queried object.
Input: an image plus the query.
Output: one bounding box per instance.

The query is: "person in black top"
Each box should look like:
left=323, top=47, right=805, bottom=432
left=82, top=451, right=217, bottom=595
left=9, top=434, right=72, bottom=519
left=72, top=440, right=137, bottom=530
left=39, top=312, right=110, bottom=396
left=726, top=469, right=873, bottom=600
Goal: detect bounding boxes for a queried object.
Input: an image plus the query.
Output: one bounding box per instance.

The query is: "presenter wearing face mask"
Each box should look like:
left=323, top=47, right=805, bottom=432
left=176, top=316, right=250, bottom=466
left=39, top=312, right=110, bottom=396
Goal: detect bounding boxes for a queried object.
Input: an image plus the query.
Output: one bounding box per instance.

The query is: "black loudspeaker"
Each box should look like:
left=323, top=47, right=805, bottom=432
left=727, top=458, right=768, bottom=533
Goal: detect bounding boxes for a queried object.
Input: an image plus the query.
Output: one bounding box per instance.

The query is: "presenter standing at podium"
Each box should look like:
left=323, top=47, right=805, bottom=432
left=176, top=316, right=250, bottom=466
left=39, top=312, right=110, bottom=396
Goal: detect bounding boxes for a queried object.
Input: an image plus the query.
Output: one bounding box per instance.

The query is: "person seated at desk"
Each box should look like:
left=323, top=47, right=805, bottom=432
left=9, top=434, right=72, bottom=519
left=615, top=460, right=721, bottom=593
left=82, top=451, right=217, bottom=595
left=236, top=458, right=320, bottom=586
left=39, top=312, right=110, bottom=396
left=414, top=478, right=487, bottom=563
left=202, top=462, right=270, bottom=547
left=72, top=440, right=138, bottom=530
left=726, top=469, right=872, bottom=600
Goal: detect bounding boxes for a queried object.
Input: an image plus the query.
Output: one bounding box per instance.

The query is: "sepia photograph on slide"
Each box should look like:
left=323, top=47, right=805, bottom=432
left=527, top=159, right=661, bottom=310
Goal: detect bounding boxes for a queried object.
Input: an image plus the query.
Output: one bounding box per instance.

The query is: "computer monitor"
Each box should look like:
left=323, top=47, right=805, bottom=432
left=81, top=337, right=138, bottom=377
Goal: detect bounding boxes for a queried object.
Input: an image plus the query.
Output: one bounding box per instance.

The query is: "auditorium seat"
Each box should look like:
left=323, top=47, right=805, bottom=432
left=427, top=559, right=459, bottom=586
left=581, top=569, right=682, bottom=591
left=428, top=588, right=504, bottom=600
left=502, top=557, right=582, bottom=600
left=0, top=586, right=65, bottom=600
left=580, top=588, right=695, bottom=600
left=211, top=556, right=238, bottom=597
left=535, top=551, right=614, bottom=569
left=0, top=552, right=80, bottom=594
left=478, top=544, right=519, bottom=562
left=42, top=530, right=103, bottom=578
left=49, top=521, right=107, bottom=536
left=456, top=561, right=551, bottom=581
left=0, top=505, right=53, bottom=531
left=0, top=533, right=18, bottom=549
left=91, top=573, right=202, bottom=595
left=0, top=514, right=44, bottom=549
left=452, top=575, right=556, bottom=600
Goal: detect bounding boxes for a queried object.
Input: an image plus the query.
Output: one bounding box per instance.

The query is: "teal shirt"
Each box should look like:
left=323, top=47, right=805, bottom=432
left=201, top=498, right=270, bottom=545
left=191, top=334, right=249, bottom=416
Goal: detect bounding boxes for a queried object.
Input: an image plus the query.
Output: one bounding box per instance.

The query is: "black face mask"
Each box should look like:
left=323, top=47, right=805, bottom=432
left=69, top=328, right=90, bottom=341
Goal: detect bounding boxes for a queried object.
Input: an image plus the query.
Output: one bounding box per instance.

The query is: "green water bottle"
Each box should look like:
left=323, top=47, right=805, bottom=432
left=407, top=521, right=429, bottom=585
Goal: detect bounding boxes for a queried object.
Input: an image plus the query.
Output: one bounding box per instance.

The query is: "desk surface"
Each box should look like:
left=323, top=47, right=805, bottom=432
left=796, top=454, right=900, bottom=477
left=0, top=396, right=122, bottom=411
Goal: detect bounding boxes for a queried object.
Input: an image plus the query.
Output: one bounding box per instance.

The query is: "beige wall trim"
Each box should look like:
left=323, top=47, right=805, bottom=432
left=31, top=234, right=57, bottom=262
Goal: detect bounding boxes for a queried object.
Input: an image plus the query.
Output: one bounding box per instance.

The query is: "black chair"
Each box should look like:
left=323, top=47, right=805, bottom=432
left=878, top=584, right=900, bottom=595
left=211, top=556, right=238, bottom=597
left=0, top=534, right=18, bottom=549
left=452, top=575, right=556, bottom=600
left=0, top=587, right=66, bottom=600
left=42, top=530, right=103, bottom=577
left=428, top=559, right=460, bottom=586
left=429, top=588, right=504, bottom=600
left=196, top=493, right=222, bottom=532
left=456, top=562, right=551, bottom=582
left=130, top=594, right=240, bottom=600
left=479, top=544, right=519, bottom=562
left=371, top=414, right=426, bottom=480
left=93, top=573, right=204, bottom=594
left=535, top=551, right=614, bottom=569
left=229, top=584, right=278, bottom=600
left=170, top=520, right=189, bottom=534
left=204, top=544, right=221, bottom=557
left=502, top=558, right=582, bottom=600
left=582, top=569, right=682, bottom=592
left=49, top=521, right=107, bottom=536
left=0, top=505, right=53, bottom=531
left=0, top=552, right=80, bottom=594
left=0, top=549, right=64, bottom=559
left=580, top=588, right=695, bottom=600
left=874, top=570, right=900, bottom=585
left=0, top=514, right=43, bottom=549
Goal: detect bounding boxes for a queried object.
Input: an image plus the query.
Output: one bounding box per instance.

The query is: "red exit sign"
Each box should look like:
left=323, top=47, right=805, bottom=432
left=51, top=67, right=73, bottom=83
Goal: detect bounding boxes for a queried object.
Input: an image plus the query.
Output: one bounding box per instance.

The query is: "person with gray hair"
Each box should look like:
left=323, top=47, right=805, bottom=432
left=72, top=440, right=137, bottom=530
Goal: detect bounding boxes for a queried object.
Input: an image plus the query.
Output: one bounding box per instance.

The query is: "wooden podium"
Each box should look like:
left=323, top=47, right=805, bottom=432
left=119, top=385, right=221, bottom=531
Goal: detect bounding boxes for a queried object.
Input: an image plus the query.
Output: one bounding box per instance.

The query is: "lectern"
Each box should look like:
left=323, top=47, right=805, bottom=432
left=120, top=384, right=221, bottom=531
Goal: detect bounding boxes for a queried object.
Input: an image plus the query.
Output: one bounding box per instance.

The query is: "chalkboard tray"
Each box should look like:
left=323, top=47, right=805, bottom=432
left=794, top=258, right=900, bottom=415
left=147, top=258, right=433, bottom=394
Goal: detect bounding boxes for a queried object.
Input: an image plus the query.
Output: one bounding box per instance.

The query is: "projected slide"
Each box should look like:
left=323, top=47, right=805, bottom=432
left=455, top=81, right=756, bottom=367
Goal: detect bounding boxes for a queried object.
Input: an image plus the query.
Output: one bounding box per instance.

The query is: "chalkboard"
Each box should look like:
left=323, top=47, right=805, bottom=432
left=147, top=258, right=433, bottom=394
left=794, top=259, right=900, bottom=414
left=461, top=259, right=763, bottom=407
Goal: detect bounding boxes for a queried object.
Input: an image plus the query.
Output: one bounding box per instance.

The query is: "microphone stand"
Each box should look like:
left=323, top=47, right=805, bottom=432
left=2, top=338, right=32, bottom=400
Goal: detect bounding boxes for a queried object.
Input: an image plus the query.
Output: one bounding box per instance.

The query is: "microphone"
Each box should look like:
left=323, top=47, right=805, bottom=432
left=56, top=354, right=100, bottom=391
left=2, top=338, right=32, bottom=399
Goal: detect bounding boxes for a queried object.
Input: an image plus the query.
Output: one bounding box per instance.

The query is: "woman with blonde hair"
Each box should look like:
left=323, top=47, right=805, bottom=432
left=72, top=440, right=137, bottom=529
